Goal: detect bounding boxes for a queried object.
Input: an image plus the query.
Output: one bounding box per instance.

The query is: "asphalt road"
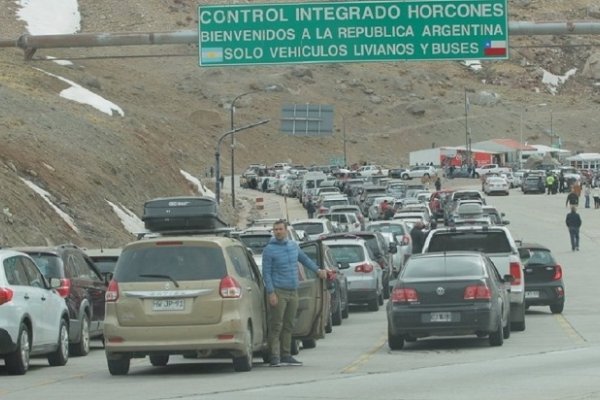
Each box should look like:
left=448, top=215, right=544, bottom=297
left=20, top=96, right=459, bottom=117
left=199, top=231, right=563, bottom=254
left=2, top=178, right=599, bottom=400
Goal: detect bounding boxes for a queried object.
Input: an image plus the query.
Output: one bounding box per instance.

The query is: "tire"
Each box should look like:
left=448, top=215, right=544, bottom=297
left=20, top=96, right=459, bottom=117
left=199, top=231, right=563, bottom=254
left=511, top=303, right=526, bottom=332
left=5, top=323, right=31, bottom=375
left=401, top=174, right=409, bottom=180
left=70, top=314, right=90, bottom=357
left=48, top=319, right=69, bottom=366
left=232, top=328, right=253, bottom=372
left=367, top=298, right=379, bottom=311
left=332, top=298, right=343, bottom=326
left=503, top=317, right=511, bottom=340
left=302, top=339, right=317, bottom=349
left=388, top=330, right=405, bottom=350
left=550, top=302, right=564, bottom=314
left=107, top=355, right=130, bottom=375
left=342, top=300, right=350, bottom=319
left=489, top=316, right=504, bottom=346
left=291, top=339, right=300, bottom=355
left=149, top=355, right=169, bottom=367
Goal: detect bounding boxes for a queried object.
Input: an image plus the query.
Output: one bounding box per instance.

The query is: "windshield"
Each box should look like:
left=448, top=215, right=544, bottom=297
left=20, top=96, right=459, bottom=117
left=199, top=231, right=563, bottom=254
left=237, top=235, right=272, bottom=254
left=427, top=231, right=512, bottom=253
left=403, top=255, right=485, bottom=278
left=114, top=246, right=226, bottom=282
left=292, top=223, right=324, bottom=235
left=327, top=245, right=365, bottom=263
left=367, top=223, right=405, bottom=235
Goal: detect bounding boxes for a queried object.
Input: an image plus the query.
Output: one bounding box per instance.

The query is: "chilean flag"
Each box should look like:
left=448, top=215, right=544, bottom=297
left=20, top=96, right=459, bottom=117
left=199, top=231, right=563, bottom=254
left=483, top=40, right=507, bottom=57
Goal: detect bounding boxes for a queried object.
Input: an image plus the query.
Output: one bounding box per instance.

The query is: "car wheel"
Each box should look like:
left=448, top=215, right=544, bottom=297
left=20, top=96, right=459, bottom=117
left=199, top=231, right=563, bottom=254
left=550, top=302, right=564, bottom=314
left=342, top=300, right=350, bottom=319
left=48, top=319, right=69, bottom=366
left=489, top=316, right=504, bottom=346
left=325, top=311, right=333, bottom=334
left=401, top=174, right=409, bottom=180
left=291, top=339, right=300, bottom=355
left=367, top=297, right=379, bottom=311
left=5, top=323, right=31, bottom=375
left=511, top=303, right=526, bottom=332
left=332, top=298, right=343, bottom=326
left=149, top=355, right=169, bottom=367
left=70, top=314, right=90, bottom=357
left=107, top=355, right=130, bottom=375
left=232, top=327, right=253, bottom=372
left=503, top=310, right=511, bottom=339
left=302, top=338, right=317, bottom=349
left=388, top=328, right=405, bottom=350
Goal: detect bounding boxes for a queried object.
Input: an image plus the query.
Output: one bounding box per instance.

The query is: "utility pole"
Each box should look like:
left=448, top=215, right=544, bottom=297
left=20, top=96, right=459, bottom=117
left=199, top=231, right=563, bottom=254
left=215, top=119, right=269, bottom=204
left=464, top=88, right=470, bottom=165
left=229, top=91, right=257, bottom=208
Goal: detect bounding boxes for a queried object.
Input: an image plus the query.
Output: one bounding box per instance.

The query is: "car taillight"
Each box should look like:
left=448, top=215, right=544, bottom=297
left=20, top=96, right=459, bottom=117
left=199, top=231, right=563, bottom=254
left=220, top=276, right=242, bottom=298
left=355, top=263, right=374, bottom=273
left=391, top=288, right=419, bottom=303
left=105, top=280, right=119, bottom=302
left=56, top=278, right=71, bottom=298
left=0, top=288, right=14, bottom=306
left=464, top=284, right=491, bottom=300
left=509, top=261, right=522, bottom=285
left=553, top=265, right=563, bottom=281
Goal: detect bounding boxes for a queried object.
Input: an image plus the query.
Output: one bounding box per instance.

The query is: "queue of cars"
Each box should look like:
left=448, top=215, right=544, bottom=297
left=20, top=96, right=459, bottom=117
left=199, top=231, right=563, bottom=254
left=2, top=161, right=569, bottom=376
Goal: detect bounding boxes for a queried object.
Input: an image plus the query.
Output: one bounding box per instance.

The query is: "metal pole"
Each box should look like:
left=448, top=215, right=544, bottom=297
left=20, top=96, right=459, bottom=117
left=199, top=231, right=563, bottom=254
left=229, top=91, right=258, bottom=207
left=464, top=88, right=469, bottom=165
left=519, top=109, right=524, bottom=169
left=215, top=119, right=270, bottom=205
left=343, top=116, right=347, bottom=168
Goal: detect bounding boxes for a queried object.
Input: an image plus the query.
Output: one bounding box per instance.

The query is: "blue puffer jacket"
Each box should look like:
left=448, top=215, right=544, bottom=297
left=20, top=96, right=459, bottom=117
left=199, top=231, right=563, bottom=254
left=262, top=237, right=318, bottom=294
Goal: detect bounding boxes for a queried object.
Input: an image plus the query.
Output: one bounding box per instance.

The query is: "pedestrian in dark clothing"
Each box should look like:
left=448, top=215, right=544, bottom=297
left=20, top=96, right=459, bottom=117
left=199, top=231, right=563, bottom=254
left=434, top=177, right=442, bottom=191
left=410, top=221, right=426, bottom=254
left=305, top=199, right=316, bottom=218
left=559, top=174, right=565, bottom=193
left=262, top=220, right=328, bottom=367
left=219, top=175, right=225, bottom=188
left=209, top=166, right=214, bottom=178
left=566, top=191, right=579, bottom=207
left=565, top=206, right=582, bottom=251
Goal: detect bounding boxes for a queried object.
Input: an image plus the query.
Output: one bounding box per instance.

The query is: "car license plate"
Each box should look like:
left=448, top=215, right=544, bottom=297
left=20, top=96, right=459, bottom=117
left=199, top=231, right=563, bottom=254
left=152, top=299, right=185, bottom=311
left=525, top=291, right=540, bottom=299
left=430, top=312, right=452, bottom=322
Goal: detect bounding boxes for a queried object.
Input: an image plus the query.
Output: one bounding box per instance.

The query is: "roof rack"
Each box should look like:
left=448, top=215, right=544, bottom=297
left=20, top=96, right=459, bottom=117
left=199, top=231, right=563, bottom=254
left=136, top=227, right=237, bottom=240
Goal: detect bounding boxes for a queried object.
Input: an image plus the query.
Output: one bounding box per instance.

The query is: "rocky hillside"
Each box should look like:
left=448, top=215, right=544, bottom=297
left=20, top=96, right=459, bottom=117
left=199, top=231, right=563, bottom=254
left=0, top=0, right=599, bottom=247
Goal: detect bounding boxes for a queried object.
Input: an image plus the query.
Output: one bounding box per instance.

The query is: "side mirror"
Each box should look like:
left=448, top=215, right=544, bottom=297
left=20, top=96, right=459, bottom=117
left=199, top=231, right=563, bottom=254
left=49, top=277, right=62, bottom=289
left=518, top=248, right=530, bottom=260
left=102, top=272, right=114, bottom=284
left=503, top=274, right=515, bottom=283
left=502, top=220, right=510, bottom=225
left=296, top=230, right=306, bottom=241
left=388, top=243, right=398, bottom=254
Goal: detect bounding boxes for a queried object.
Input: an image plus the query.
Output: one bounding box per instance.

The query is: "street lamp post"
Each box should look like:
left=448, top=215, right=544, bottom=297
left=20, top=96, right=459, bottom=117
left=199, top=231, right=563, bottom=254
left=215, top=119, right=269, bottom=205
left=229, top=91, right=258, bottom=207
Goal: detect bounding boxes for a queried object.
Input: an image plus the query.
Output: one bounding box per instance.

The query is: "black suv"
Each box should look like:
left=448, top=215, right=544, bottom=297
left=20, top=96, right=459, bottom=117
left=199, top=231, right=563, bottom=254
left=16, top=244, right=108, bottom=356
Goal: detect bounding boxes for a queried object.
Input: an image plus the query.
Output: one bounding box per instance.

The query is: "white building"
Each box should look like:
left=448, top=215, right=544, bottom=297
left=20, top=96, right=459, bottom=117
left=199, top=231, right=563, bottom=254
left=565, top=153, right=600, bottom=169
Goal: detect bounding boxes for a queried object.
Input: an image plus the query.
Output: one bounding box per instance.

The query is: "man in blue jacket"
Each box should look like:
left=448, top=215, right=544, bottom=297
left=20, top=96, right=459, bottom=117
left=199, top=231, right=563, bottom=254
left=262, top=219, right=327, bottom=367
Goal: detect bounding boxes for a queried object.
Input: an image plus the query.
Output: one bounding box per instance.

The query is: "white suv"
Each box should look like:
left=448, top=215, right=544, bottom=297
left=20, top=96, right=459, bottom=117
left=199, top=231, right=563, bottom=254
left=401, top=166, right=437, bottom=180
left=0, top=249, right=69, bottom=375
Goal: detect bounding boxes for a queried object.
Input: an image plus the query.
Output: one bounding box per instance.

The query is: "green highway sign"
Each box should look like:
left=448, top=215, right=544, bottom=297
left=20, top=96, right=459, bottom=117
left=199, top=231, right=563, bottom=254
left=198, top=0, right=508, bottom=66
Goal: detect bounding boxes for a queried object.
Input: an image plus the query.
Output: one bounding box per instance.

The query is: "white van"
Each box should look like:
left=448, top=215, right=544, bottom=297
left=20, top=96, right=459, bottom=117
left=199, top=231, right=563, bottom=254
left=301, top=171, right=328, bottom=204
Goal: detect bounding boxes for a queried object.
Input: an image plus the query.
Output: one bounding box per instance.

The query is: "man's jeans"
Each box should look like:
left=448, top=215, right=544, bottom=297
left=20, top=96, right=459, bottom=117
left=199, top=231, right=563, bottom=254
left=268, top=288, right=299, bottom=358
left=569, top=227, right=580, bottom=250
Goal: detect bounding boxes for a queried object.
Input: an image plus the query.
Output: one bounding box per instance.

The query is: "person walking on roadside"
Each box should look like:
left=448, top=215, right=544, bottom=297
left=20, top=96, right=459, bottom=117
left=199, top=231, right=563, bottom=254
left=566, top=190, right=579, bottom=208
left=262, top=220, right=328, bottom=367
left=305, top=198, right=316, bottom=218
left=584, top=183, right=591, bottom=208
left=593, top=185, right=600, bottom=209
left=565, top=206, right=582, bottom=251
left=434, top=176, right=442, bottom=191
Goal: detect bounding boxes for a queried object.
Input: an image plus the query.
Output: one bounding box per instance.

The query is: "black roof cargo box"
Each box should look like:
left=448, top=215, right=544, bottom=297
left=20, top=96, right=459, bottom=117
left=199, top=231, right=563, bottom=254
left=142, top=196, right=227, bottom=232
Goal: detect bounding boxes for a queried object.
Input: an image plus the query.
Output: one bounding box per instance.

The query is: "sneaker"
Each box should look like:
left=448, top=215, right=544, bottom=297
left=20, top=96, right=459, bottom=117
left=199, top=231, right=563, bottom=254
left=270, top=356, right=281, bottom=367
left=280, top=355, right=303, bottom=366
